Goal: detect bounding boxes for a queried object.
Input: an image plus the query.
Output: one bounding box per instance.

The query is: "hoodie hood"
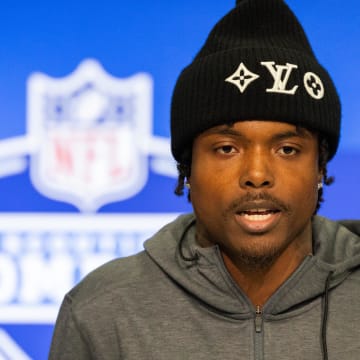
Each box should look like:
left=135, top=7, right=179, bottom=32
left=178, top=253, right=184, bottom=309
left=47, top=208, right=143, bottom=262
left=144, top=214, right=360, bottom=317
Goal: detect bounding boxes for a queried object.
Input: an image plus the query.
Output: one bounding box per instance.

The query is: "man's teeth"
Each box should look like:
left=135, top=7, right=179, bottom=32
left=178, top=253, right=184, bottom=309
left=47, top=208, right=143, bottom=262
left=243, top=213, right=272, bottom=221
left=240, top=210, right=278, bottom=221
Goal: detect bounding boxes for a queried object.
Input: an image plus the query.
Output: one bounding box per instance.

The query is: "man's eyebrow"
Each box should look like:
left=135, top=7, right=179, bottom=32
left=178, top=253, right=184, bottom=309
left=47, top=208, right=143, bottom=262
left=206, top=126, right=245, bottom=137
left=271, top=129, right=313, bottom=141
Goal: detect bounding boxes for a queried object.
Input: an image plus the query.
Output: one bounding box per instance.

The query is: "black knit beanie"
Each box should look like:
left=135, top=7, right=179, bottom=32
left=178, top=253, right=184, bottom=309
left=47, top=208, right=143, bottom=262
left=171, top=0, right=341, bottom=162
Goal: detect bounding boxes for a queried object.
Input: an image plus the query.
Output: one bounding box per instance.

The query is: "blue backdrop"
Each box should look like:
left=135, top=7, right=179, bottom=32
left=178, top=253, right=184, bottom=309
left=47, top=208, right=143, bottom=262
left=0, top=0, right=358, bottom=358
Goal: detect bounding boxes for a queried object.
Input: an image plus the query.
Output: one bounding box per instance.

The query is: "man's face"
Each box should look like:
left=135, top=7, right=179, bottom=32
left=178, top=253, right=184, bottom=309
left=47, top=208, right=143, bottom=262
left=189, top=120, right=322, bottom=267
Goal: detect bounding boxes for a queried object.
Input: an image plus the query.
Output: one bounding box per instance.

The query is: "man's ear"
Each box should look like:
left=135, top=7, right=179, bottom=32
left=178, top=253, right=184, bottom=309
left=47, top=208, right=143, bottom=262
left=317, top=167, right=324, bottom=190
left=318, top=172, right=323, bottom=184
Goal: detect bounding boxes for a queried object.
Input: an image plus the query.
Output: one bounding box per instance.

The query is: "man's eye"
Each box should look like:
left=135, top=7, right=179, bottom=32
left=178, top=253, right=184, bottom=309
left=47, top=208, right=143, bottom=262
left=279, top=146, right=298, bottom=155
left=217, top=145, right=235, bottom=154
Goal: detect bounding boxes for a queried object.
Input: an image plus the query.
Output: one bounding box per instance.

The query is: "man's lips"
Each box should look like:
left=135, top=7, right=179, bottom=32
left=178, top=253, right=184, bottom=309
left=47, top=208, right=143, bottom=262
left=223, top=193, right=290, bottom=233
left=232, top=201, right=283, bottom=233
left=234, top=210, right=281, bottom=233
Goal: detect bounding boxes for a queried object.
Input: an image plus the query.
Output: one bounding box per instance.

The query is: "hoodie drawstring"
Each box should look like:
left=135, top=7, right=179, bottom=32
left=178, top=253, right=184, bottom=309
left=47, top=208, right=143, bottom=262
left=321, top=271, right=334, bottom=360
left=178, top=219, right=198, bottom=262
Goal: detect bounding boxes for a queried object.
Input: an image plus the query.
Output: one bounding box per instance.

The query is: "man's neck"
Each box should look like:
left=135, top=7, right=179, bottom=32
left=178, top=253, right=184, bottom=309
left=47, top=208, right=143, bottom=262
left=221, top=239, right=312, bottom=307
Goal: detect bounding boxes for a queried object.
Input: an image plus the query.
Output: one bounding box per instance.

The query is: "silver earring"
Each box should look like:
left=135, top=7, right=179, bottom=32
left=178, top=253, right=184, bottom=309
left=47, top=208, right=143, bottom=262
left=317, top=182, right=323, bottom=190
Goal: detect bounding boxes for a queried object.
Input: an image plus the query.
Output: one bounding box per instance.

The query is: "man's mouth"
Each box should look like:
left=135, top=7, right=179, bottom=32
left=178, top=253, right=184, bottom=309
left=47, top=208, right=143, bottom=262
left=234, top=207, right=282, bottom=233
left=226, top=194, right=288, bottom=233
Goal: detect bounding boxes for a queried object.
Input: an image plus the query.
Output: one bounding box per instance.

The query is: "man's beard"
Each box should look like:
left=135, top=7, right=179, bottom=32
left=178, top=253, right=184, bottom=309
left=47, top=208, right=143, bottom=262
left=230, top=240, right=283, bottom=271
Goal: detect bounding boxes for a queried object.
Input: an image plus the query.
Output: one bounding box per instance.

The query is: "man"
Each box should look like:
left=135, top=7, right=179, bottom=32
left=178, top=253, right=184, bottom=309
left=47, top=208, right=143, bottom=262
left=49, top=0, right=360, bottom=359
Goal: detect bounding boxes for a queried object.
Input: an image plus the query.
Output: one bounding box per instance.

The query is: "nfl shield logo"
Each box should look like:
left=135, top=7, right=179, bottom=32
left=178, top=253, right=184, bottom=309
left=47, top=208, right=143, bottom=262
left=27, top=59, right=153, bottom=212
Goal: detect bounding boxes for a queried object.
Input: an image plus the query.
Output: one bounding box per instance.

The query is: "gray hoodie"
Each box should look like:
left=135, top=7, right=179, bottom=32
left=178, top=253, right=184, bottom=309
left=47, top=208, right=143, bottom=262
left=49, top=214, right=360, bottom=360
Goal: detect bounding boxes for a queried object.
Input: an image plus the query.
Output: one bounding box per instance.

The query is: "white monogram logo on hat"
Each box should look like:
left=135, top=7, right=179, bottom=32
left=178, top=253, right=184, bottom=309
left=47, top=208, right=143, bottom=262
left=260, top=61, right=298, bottom=95
left=225, top=61, right=324, bottom=100
left=304, top=72, right=324, bottom=99
left=225, top=62, right=260, bottom=93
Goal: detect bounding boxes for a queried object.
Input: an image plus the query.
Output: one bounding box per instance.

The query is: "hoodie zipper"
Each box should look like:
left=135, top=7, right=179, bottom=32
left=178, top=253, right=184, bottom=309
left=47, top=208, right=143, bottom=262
left=255, top=305, right=263, bottom=333
left=254, top=305, right=264, bottom=360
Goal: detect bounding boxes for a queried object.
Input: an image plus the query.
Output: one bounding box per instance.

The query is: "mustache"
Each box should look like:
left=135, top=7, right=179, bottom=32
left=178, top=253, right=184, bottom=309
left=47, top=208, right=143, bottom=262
left=224, top=192, right=290, bottom=214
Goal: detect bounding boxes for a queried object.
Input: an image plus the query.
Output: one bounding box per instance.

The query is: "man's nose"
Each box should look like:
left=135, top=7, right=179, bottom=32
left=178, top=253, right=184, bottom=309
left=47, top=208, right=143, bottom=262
left=239, top=149, right=274, bottom=189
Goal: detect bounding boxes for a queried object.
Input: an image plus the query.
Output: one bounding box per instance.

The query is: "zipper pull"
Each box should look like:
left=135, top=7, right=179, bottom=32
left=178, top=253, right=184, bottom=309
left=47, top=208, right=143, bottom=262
left=255, top=305, right=263, bottom=333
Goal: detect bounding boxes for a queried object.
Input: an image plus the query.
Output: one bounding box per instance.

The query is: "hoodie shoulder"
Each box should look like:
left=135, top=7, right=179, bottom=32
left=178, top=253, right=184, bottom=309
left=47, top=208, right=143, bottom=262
left=312, top=216, right=360, bottom=271
left=338, top=220, right=360, bottom=236
left=66, top=251, right=151, bottom=305
left=66, top=214, right=195, bottom=308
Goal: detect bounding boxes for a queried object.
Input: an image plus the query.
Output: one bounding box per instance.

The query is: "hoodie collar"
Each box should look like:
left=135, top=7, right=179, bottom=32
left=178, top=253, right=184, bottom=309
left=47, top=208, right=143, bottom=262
left=144, top=214, right=360, bottom=316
